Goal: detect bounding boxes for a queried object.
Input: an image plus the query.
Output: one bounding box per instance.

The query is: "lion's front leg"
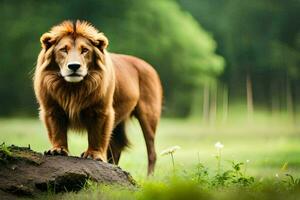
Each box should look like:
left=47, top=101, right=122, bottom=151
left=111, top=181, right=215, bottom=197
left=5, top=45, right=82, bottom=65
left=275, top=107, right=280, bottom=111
left=43, top=109, right=69, bottom=156
left=82, top=109, right=115, bottom=162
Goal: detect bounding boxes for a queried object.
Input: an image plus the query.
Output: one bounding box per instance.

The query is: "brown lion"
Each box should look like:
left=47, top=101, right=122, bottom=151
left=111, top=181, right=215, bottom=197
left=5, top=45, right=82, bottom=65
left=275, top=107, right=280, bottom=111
left=33, top=20, right=162, bottom=175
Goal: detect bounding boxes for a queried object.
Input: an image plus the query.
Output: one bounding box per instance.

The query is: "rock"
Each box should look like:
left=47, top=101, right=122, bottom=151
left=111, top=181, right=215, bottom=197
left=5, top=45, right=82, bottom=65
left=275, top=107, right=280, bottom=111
left=0, top=145, right=136, bottom=198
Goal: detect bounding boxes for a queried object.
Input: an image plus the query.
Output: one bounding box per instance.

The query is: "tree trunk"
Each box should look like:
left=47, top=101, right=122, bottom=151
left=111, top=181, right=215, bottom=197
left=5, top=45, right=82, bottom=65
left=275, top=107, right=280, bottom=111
left=286, top=75, right=294, bottom=122
left=209, top=82, right=217, bottom=126
left=270, top=77, right=280, bottom=117
left=246, top=73, right=254, bottom=123
left=203, top=82, right=210, bottom=124
left=222, top=84, right=228, bottom=124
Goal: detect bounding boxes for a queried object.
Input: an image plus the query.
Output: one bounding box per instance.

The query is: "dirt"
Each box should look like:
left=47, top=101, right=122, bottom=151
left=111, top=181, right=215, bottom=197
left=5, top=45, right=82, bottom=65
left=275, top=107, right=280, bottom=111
left=0, top=145, right=136, bottom=199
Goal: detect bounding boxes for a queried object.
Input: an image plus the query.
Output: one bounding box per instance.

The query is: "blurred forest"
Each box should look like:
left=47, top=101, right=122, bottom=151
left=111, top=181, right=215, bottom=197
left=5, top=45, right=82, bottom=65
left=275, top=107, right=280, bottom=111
left=0, top=0, right=299, bottom=121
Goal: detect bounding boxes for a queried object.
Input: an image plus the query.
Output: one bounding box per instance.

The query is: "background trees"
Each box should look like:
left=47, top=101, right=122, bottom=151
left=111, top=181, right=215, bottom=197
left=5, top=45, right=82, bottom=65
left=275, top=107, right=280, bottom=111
left=0, top=0, right=224, bottom=117
left=179, top=0, right=300, bottom=121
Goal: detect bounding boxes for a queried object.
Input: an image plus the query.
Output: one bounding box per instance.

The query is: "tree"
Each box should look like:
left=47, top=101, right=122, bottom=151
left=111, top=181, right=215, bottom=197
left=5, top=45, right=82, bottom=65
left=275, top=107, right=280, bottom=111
left=0, top=0, right=224, bottom=117
left=179, top=0, right=300, bottom=120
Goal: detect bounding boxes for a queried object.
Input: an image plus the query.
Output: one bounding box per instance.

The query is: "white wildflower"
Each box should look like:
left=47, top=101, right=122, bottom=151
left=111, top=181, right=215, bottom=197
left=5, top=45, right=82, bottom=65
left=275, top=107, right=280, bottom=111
left=246, top=159, right=250, bottom=163
left=215, top=142, right=224, bottom=149
left=160, top=146, right=181, bottom=156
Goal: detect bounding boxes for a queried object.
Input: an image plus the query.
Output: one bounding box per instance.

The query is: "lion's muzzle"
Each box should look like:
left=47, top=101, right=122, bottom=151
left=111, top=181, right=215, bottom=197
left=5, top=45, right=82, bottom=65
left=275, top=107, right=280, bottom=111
left=61, top=61, right=87, bottom=83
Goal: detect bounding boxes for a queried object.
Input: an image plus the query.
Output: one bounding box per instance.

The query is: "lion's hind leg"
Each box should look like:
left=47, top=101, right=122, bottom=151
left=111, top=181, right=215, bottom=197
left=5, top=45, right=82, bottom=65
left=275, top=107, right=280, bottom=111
left=134, top=101, right=160, bottom=175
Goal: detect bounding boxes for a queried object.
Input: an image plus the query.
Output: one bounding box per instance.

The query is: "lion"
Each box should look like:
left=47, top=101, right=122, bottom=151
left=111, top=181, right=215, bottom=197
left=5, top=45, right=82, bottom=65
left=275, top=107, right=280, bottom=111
left=33, top=20, right=162, bottom=175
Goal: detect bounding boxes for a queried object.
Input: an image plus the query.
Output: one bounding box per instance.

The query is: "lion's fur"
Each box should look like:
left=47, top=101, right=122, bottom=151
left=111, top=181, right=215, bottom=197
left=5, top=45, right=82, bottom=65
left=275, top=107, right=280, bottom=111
left=33, top=20, right=162, bottom=175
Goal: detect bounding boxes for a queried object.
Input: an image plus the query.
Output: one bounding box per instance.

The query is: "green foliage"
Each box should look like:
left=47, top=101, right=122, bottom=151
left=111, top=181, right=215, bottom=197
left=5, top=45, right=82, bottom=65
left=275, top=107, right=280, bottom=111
left=178, top=0, right=300, bottom=114
left=192, top=153, right=255, bottom=188
left=1, top=0, right=299, bottom=118
left=0, top=0, right=224, bottom=117
left=211, top=161, right=255, bottom=187
left=193, top=163, right=209, bottom=185
left=0, top=142, right=12, bottom=158
left=284, top=174, right=300, bottom=189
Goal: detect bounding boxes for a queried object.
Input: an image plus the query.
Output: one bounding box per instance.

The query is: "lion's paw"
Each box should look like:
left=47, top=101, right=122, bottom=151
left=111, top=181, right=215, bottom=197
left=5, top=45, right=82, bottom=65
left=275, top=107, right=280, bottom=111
left=80, top=150, right=107, bottom=162
left=44, top=147, right=68, bottom=156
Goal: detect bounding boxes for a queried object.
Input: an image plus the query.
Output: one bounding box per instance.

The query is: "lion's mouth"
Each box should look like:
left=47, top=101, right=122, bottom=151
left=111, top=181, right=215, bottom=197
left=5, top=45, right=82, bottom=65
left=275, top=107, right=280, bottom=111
left=64, top=73, right=84, bottom=83
left=68, top=73, right=82, bottom=77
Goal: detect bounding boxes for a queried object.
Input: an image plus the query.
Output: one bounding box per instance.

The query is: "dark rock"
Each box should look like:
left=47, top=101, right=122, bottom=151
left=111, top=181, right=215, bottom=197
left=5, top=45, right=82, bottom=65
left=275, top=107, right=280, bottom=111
left=0, top=145, right=136, bottom=198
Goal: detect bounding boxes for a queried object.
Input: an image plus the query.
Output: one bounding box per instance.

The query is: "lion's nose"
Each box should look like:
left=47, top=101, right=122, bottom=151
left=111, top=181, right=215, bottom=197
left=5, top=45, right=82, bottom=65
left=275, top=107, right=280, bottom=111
left=68, top=63, right=80, bottom=71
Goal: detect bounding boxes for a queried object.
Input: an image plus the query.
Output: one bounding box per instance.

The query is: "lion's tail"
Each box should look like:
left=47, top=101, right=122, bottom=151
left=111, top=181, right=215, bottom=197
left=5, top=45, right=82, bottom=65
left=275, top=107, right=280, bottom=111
left=111, top=121, right=130, bottom=149
left=107, top=121, right=130, bottom=164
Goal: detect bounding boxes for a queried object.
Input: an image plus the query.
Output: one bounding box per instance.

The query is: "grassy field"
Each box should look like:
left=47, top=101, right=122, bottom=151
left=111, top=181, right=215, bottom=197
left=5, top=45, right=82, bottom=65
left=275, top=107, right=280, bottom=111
left=1, top=116, right=300, bottom=199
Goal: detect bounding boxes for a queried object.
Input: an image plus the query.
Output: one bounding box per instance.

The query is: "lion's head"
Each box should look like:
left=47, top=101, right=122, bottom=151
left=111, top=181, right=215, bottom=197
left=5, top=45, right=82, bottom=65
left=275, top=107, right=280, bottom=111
left=37, top=20, right=109, bottom=83
left=34, top=20, right=113, bottom=119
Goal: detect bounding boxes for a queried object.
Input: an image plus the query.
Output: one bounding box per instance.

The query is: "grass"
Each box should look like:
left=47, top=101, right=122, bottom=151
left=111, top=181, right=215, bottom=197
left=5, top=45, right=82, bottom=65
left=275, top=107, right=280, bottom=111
left=1, top=115, right=300, bottom=199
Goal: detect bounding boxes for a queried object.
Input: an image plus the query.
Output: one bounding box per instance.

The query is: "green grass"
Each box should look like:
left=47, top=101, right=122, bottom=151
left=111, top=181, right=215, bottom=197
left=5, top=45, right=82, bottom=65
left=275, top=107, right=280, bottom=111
left=1, top=116, right=300, bottom=199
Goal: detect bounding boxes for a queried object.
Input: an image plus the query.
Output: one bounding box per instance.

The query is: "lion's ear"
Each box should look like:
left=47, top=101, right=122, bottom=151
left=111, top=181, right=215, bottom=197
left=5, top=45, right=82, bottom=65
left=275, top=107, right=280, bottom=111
left=94, top=33, right=109, bottom=52
left=40, top=33, right=55, bottom=50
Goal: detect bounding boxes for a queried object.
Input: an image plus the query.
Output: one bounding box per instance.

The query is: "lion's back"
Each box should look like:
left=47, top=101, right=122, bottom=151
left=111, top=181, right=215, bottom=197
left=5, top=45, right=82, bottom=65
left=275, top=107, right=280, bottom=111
left=110, top=53, right=163, bottom=121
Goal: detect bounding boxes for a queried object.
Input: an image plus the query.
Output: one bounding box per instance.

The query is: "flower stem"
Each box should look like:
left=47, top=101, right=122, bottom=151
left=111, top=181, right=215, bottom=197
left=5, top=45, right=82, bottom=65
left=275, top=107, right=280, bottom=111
left=217, top=149, right=221, bottom=174
left=171, top=153, right=175, bottom=172
left=244, top=163, right=248, bottom=176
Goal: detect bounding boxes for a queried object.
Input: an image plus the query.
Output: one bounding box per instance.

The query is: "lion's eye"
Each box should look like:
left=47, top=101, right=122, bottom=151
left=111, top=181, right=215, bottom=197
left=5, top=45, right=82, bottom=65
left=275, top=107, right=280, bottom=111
left=81, top=48, right=89, bottom=54
left=60, top=47, right=68, bottom=53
